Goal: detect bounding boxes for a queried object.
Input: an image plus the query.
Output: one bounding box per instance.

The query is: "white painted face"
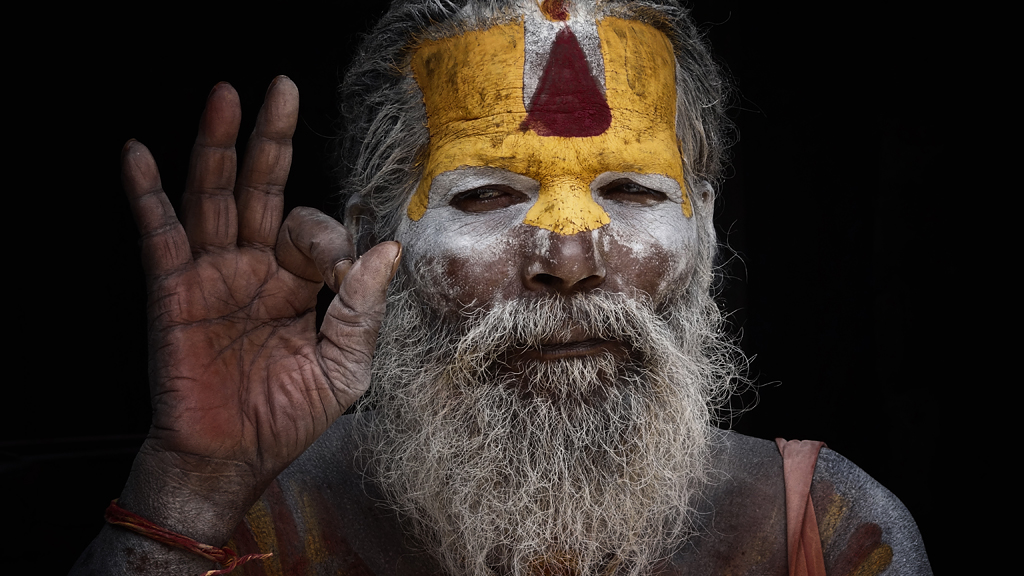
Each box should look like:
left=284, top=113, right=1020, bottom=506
left=395, top=162, right=700, bottom=312
left=395, top=12, right=702, bottom=312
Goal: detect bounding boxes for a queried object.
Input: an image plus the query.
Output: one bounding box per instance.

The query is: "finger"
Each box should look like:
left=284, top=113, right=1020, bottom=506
left=318, top=241, right=401, bottom=405
left=276, top=207, right=356, bottom=292
left=122, top=140, right=193, bottom=278
left=236, top=76, right=298, bottom=247
left=181, top=82, right=241, bottom=251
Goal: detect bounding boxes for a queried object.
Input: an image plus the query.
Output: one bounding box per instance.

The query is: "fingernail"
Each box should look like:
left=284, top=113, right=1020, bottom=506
left=390, top=243, right=403, bottom=279
left=266, top=75, right=290, bottom=97
left=333, top=259, right=354, bottom=292
left=208, top=81, right=229, bottom=98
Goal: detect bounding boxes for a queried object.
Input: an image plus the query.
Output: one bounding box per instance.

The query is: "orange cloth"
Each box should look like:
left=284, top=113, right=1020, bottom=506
left=776, top=438, right=828, bottom=576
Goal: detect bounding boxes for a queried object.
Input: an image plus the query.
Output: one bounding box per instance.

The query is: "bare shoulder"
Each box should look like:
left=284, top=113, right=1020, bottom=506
left=694, top=430, right=932, bottom=576
left=810, top=446, right=932, bottom=575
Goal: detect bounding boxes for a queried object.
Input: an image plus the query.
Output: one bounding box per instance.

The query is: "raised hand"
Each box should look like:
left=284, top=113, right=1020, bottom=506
left=115, top=77, right=399, bottom=547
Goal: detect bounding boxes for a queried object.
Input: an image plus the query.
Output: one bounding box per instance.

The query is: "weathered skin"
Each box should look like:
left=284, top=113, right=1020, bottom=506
left=216, top=416, right=930, bottom=576
left=396, top=161, right=697, bottom=316
left=70, top=18, right=931, bottom=576
left=71, top=79, right=400, bottom=576
left=397, top=16, right=700, bottom=318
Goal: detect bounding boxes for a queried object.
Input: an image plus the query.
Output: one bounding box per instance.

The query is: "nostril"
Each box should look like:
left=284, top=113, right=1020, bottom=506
left=521, top=231, right=606, bottom=293
left=532, top=273, right=561, bottom=287
left=576, top=274, right=604, bottom=291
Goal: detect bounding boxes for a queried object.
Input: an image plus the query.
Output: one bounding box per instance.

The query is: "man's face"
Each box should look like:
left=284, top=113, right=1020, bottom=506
left=395, top=14, right=701, bottom=319
left=368, top=11, right=731, bottom=576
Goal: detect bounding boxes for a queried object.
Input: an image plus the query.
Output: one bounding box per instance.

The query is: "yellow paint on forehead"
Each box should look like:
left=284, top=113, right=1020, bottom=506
left=409, top=17, right=691, bottom=234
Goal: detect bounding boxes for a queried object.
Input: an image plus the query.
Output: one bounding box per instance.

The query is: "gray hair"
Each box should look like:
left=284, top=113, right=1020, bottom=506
left=335, top=0, right=732, bottom=272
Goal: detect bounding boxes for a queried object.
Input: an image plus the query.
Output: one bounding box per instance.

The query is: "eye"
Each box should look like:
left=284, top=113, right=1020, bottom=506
left=451, top=185, right=529, bottom=213
left=600, top=179, right=668, bottom=205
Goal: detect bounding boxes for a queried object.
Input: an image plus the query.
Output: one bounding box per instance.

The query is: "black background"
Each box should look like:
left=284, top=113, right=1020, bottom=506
left=5, top=2, right=958, bottom=573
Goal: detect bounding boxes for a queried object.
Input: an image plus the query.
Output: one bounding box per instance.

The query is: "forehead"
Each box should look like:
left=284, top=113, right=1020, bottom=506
left=408, top=15, right=689, bottom=232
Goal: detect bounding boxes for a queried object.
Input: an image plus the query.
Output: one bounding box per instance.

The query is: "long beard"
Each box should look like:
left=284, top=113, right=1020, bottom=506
left=360, top=280, right=740, bottom=576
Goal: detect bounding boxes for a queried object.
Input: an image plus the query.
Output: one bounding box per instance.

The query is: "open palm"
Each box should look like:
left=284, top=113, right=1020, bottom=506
left=117, top=77, right=398, bottom=541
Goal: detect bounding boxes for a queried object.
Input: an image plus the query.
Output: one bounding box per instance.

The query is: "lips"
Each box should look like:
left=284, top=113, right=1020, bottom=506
left=527, top=338, right=626, bottom=360
left=511, top=325, right=629, bottom=361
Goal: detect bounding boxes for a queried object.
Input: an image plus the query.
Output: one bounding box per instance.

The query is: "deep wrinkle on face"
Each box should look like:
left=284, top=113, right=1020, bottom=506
left=397, top=14, right=700, bottom=311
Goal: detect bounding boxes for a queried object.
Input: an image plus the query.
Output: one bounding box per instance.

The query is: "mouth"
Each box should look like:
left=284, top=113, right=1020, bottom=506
left=516, top=331, right=630, bottom=361
left=523, top=339, right=624, bottom=361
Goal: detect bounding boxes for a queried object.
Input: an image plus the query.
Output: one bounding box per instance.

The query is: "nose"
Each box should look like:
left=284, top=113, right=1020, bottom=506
left=522, top=230, right=606, bottom=294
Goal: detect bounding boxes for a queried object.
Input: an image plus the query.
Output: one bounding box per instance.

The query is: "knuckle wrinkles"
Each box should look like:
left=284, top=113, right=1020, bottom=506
left=186, top=187, right=236, bottom=198
left=193, top=143, right=236, bottom=154
left=251, top=134, right=293, bottom=146
left=240, top=183, right=285, bottom=197
left=133, top=185, right=168, bottom=200
left=139, top=221, right=184, bottom=241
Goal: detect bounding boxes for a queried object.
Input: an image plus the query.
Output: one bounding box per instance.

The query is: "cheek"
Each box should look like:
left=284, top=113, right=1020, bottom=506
left=599, top=203, right=698, bottom=300
left=396, top=207, right=526, bottom=310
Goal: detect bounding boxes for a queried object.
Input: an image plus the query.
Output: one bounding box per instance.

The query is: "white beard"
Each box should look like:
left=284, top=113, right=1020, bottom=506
left=360, top=283, right=740, bottom=576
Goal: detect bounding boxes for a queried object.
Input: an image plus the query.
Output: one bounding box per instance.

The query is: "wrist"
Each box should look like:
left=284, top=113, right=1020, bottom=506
left=117, top=440, right=264, bottom=545
left=105, top=500, right=273, bottom=575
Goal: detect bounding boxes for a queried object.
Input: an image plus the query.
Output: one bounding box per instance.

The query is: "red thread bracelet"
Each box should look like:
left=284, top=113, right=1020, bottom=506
left=105, top=499, right=272, bottom=576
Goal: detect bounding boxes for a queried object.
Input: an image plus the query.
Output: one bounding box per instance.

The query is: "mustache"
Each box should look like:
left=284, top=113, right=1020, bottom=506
left=387, top=290, right=689, bottom=406
left=445, top=291, right=678, bottom=359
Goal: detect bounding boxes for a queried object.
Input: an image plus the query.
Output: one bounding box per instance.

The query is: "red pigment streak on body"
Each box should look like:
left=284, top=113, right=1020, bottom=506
left=520, top=26, right=611, bottom=137
left=831, top=522, right=893, bottom=576
left=265, top=480, right=310, bottom=575
left=307, top=488, right=376, bottom=574
left=226, top=527, right=268, bottom=576
left=540, top=0, right=570, bottom=21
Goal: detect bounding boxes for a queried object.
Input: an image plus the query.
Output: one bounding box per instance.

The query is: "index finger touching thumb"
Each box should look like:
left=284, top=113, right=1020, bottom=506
left=334, top=241, right=401, bottom=316
left=276, top=207, right=356, bottom=292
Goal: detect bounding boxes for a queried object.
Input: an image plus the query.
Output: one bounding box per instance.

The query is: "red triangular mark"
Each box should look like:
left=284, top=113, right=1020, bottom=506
left=520, top=27, right=611, bottom=137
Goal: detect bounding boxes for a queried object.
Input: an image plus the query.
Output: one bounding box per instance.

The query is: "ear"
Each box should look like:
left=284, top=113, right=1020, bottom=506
left=692, top=179, right=715, bottom=219
left=343, top=194, right=377, bottom=256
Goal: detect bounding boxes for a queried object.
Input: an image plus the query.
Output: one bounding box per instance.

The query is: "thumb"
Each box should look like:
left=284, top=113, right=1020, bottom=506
left=317, top=241, right=401, bottom=407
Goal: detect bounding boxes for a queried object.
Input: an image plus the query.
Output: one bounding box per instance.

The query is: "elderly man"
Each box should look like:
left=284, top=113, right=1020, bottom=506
left=73, top=1, right=930, bottom=575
